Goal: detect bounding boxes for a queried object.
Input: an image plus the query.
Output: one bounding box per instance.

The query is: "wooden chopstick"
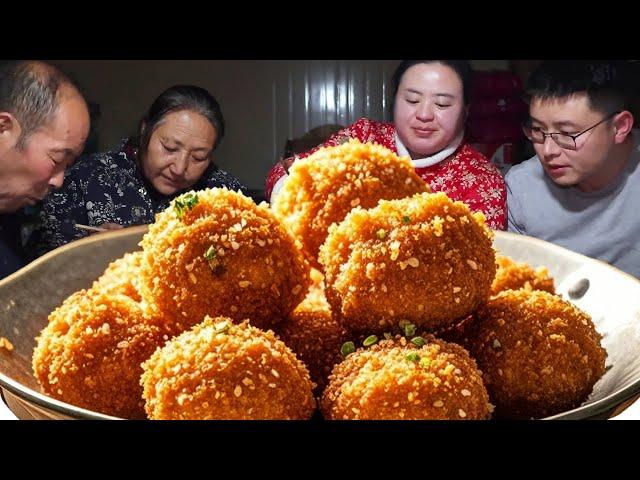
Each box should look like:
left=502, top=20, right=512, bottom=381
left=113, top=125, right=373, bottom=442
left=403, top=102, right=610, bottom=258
left=74, top=223, right=107, bottom=232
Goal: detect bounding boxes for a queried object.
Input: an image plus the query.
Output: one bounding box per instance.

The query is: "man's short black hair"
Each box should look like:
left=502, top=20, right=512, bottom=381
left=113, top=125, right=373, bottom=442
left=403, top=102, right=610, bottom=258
left=525, top=60, right=637, bottom=116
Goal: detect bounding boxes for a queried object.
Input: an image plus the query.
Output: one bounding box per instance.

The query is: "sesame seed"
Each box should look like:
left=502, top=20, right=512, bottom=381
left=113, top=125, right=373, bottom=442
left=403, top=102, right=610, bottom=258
left=433, top=400, right=444, bottom=408
left=189, top=272, right=197, bottom=284
left=0, top=337, right=14, bottom=352
left=453, top=286, right=461, bottom=293
left=242, top=377, right=254, bottom=387
left=407, top=257, right=419, bottom=268
left=493, top=339, right=501, bottom=349
left=256, top=239, right=266, bottom=247
left=231, top=241, right=240, bottom=250
left=292, top=284, right=302, bottom=295
left=458, top=409, right=467, bottom=418
left=239, top=280, right=251, bottom=288
left=350, top=198, right=360, bottom=207
left=234, top=385, right=243, bottom=397
left=461, top=389, right=471, bottom=397
left=271, top=369, right=280, bottom=378
left=466, top=259, right=478, bottom=270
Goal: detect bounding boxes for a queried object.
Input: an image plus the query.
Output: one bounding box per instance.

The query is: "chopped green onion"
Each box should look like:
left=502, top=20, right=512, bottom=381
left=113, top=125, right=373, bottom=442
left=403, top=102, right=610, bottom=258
left=341, top=341, right=356, bottom=358
left=174, top=192, right=199, bottom=218
left=406, top=352, right=421, bottom=362
left=403, top=323, right=416, bottom=337
left=204, top=245, right=217, bottom=261
left=363, top=335, right=378, bottom=347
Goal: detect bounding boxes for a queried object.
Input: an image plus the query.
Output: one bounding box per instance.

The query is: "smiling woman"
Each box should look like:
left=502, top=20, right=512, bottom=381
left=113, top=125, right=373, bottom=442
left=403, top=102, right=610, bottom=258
left=27, top=85, right=247, bottom=257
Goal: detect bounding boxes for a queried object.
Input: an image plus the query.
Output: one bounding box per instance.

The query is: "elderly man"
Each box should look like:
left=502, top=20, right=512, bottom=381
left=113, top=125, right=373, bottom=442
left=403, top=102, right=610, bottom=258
left=0, top=61, right=89, bottom=279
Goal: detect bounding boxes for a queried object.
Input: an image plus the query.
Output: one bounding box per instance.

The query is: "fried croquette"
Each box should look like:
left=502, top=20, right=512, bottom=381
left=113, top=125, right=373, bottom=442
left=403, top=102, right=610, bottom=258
left=271, top=139, right=429, bottom=269
left=141, top=317, right=316, bottom=420
left=463, top=289, right=607, bottom=419
left=320, top=335, right=492, bottom=420
left=491, top=255, right=555, bottom=296
left=276, top=269, right=347, bottom=395
left=92, top=251, right=144, bottom=302
left=139, top=188, right=310, bottom=331
left=32, top=290, right=173, bottom=418
left=319, top=191, right=496, bottom=335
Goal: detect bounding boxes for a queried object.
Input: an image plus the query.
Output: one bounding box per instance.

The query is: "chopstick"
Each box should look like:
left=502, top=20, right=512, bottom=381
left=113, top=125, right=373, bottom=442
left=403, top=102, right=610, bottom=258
left=74, top=223, right=107, bottom=233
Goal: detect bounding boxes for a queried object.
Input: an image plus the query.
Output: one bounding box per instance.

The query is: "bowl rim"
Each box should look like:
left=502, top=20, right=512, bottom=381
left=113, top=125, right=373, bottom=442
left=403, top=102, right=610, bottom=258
left=0, top=226, right=149, bottom=419
left=494, top=231, right=640, bottom=419
left=0, top=224, right=149, bottom=289
left=1, top=228, right=639, bottom=420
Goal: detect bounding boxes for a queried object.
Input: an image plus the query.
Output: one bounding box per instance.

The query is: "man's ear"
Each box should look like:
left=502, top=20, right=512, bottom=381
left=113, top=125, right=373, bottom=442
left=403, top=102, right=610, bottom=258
left=613, top=110, right=634, bottom=144
left=0, top=111, right=21, bottom=141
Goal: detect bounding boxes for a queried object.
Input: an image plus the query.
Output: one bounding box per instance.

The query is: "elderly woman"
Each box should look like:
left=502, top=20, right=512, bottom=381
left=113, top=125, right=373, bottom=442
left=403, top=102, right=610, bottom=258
left=265, top=60, right=507, bottom=230
left=29, top=85, right=246, bottom=256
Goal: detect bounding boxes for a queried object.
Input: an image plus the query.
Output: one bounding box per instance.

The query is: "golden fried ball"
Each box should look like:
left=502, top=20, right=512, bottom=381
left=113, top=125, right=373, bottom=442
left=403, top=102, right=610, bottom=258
left=32, top=290, right=172, bottom=419
left=276, top=269, right=347, bottom=395
left=92, top=251, right=144, bottom=302
left=139, top=187, right=310, bottom=331
left=141, top=317, right=316, bottom=420
left=319, top=191, right=496, bottom=335
left=272, top=139, right=429, bottom=269
left=320, top=335, right=492, bottom=420
left=463, top=289, right=607, bottom=419
left=491, top=255, right=555, bottom=296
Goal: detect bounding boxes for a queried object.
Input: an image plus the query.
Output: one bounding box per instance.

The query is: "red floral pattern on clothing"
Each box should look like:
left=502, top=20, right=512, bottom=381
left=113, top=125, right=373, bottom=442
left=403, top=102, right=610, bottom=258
left=265, top=118, right=507, bottom=230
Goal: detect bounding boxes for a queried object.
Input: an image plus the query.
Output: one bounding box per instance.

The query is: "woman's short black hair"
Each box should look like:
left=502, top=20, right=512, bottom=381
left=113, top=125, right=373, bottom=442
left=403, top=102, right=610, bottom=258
left=137, top=85, right=225, bottom=159
left=391, top=60, right=474, bottom=106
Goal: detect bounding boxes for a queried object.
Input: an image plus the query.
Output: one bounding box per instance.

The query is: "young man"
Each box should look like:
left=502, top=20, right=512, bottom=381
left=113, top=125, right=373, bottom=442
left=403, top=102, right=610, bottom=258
left=506, top=60, right=639, bottom=278
left=0, top=61, right=90, bottom=279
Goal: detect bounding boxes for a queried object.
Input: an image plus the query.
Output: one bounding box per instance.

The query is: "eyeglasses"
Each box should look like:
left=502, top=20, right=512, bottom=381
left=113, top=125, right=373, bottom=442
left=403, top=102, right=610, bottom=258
left=522, top=111, right=620, bottom=151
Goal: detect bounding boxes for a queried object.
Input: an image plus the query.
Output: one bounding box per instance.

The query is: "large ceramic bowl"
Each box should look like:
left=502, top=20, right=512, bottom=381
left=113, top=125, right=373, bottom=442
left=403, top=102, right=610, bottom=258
left=1, top=227, right=639, bottom=419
